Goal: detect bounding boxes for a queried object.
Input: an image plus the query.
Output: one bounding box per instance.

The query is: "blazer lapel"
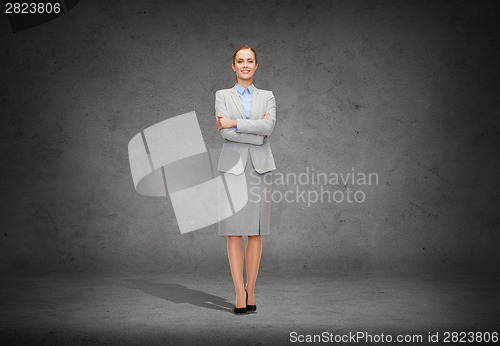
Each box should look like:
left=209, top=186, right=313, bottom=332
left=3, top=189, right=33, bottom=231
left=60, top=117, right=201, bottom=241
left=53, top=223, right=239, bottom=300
left=230, top=85, right=245, bottom=119
left=251, top=86, right=260, bottom=119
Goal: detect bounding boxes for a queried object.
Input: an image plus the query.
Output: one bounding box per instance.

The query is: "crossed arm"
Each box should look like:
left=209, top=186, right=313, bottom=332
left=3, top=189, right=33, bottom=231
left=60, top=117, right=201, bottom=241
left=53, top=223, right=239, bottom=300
left=215, top=90, right=276, bottom=145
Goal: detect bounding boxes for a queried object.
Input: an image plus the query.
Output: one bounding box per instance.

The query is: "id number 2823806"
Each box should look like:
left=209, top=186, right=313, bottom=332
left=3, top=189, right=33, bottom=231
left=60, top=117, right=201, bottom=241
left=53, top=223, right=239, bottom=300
left=5, top=2, right=61, bottom=14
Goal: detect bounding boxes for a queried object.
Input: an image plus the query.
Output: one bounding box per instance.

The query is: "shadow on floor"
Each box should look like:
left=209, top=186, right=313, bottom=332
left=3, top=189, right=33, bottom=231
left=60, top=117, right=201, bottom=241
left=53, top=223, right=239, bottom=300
left=119, top=279, right=235, bottom=313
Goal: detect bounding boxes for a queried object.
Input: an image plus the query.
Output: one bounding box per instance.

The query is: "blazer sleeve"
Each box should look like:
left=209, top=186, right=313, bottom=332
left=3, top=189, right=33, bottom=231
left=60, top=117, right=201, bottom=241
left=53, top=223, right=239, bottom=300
left=216, top=90, right=264, bottom=146
left=234, top=91, right=276, bottom=136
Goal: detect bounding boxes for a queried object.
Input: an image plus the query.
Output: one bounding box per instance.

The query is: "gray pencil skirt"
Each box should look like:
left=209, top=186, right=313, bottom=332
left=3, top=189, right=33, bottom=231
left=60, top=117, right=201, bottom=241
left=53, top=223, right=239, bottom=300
left=218, top=156, right=272, bottom=236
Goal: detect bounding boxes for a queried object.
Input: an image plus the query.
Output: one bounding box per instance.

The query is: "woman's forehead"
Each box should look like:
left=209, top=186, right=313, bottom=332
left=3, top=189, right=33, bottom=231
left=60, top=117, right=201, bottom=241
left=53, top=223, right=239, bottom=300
left=235, top=49, right=255, bottom=59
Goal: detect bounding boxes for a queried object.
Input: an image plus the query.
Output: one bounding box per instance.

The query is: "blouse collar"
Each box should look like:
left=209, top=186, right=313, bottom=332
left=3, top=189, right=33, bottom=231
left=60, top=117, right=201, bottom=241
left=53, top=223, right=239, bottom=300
left=235, top=83, right=254, bottom=95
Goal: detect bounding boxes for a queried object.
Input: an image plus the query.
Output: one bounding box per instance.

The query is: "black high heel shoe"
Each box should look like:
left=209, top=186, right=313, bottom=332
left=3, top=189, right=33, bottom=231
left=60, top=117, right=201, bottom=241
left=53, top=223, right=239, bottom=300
left=245, top=288, right=257, bottom=312
left=233, top=290, right=247, bottom=314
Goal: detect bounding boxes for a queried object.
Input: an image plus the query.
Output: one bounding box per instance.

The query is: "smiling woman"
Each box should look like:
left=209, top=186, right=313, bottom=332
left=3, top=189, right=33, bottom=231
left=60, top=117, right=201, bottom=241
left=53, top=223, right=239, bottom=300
left=214, top=45, right=277, bottom=315
left=232, top=46, right=258, bottom=85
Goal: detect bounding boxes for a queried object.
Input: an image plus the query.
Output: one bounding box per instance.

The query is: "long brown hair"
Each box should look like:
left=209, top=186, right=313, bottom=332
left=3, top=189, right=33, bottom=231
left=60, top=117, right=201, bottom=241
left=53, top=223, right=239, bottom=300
left=232, top=45, right=258, bottom=83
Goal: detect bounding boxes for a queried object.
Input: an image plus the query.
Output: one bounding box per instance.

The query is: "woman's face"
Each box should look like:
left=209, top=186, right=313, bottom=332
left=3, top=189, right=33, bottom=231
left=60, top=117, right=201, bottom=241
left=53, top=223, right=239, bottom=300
left=232, top=49, right=258, bottom=82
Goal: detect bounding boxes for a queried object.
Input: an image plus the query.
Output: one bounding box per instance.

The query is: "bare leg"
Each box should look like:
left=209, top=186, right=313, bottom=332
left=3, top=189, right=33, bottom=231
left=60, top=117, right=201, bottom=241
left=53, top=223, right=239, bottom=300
left=245, top=232, right=262, bottom=305
left=227, top=235, right=245, bottom=308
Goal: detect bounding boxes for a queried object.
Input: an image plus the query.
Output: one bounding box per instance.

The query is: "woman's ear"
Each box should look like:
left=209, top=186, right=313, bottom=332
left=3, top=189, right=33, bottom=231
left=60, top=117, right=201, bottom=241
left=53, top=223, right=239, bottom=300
left=232, top=64, right=236, bottom=72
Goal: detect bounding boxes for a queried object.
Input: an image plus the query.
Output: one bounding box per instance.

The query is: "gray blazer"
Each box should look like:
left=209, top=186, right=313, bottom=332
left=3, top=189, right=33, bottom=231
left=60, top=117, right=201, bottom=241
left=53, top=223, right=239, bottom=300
left=215, top=85, right=277, bottom=175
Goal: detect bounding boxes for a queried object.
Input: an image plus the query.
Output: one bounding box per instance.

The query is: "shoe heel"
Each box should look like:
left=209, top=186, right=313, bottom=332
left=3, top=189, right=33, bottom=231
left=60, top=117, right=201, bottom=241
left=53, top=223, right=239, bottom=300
left=234, top=290, right=247, bottom=314
left=245, top=288, right=257, bottom=312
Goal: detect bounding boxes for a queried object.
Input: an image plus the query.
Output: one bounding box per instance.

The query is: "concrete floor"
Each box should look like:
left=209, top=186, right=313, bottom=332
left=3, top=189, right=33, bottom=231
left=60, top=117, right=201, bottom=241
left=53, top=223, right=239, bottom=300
left=1, top=270, right=498, bottom=345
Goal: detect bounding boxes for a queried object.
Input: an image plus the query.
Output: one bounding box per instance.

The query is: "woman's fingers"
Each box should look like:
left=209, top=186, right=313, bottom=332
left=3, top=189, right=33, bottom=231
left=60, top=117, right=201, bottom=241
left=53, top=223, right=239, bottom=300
left=263, top=113, right=270, bottom=119
left=220, top=116, right=234, bottom=129
left=216, top=115, right=230, bottom=129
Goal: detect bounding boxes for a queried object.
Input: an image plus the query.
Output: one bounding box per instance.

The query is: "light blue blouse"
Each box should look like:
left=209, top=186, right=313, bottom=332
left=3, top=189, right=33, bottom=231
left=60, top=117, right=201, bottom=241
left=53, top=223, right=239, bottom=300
left=235, top=83, right=253, bottom=130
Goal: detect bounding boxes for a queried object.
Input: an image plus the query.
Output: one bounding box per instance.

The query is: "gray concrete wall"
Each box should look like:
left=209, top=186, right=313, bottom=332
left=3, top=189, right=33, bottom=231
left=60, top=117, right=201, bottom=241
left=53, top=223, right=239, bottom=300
left=1, top=0, right=499, bottom=275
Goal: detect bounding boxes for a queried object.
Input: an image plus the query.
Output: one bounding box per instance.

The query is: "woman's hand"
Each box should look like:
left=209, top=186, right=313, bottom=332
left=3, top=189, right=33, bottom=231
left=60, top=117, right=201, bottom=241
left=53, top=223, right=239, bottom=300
left=216, top=115, right=236, bottom=130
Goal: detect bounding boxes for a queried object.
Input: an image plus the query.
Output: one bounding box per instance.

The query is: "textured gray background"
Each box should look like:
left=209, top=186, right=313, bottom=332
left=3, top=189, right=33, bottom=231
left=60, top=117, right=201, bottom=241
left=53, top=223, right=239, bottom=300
left=1, top=0, right=499, bottom=276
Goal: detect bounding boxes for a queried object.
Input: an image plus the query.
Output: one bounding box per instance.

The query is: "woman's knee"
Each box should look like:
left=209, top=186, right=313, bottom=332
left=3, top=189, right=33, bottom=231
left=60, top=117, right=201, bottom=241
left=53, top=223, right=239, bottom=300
left=227, top=235, right=242, bottom=242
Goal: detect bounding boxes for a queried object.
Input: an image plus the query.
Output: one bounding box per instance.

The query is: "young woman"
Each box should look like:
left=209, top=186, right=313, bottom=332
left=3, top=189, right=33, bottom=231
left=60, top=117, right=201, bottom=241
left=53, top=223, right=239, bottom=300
left=215, top=45, right=277, bottom=314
